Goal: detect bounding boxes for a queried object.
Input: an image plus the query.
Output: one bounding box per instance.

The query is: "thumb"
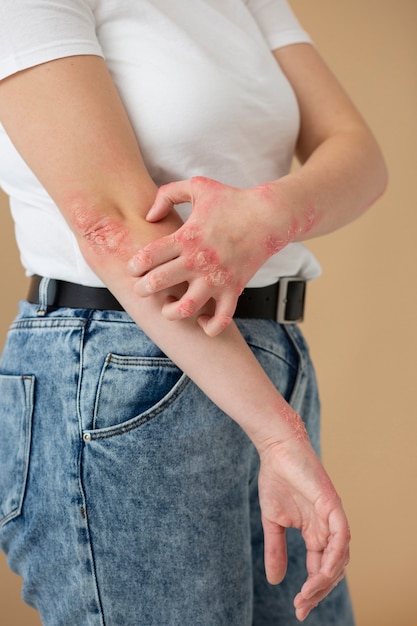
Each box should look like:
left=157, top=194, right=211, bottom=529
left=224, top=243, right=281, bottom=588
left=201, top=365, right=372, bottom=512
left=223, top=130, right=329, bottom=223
left=147, top=179, right=193, bottom=222
left=262, top=517, right=288, bottom=585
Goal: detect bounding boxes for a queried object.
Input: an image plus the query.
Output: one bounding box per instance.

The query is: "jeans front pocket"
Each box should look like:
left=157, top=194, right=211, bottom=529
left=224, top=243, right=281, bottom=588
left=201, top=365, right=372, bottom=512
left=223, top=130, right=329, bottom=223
left=0, top=375, right=35, bottom=527
left=92, top=354, right=185, bottom=433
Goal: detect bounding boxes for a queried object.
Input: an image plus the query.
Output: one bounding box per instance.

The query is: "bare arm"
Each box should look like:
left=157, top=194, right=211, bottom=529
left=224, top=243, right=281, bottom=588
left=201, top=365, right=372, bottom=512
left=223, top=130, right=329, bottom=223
left=129, top=44, right=388, bottom=336
left=273, top=43, right=388, bottom=238
left=0, top=55, right=351, bottom=621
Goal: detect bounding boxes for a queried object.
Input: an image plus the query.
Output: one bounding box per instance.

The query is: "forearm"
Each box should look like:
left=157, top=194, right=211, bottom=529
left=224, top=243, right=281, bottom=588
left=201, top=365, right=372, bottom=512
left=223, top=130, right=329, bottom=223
left=141, top=316, right=305, bottom=451
left=258, top=125, right=387, bottom=245
left=263, top=43, right=388, bottom=244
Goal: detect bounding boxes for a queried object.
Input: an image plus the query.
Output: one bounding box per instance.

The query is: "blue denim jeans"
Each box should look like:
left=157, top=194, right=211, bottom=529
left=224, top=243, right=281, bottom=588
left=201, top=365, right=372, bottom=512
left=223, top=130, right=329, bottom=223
left=0, top=301, right=355, bottom=625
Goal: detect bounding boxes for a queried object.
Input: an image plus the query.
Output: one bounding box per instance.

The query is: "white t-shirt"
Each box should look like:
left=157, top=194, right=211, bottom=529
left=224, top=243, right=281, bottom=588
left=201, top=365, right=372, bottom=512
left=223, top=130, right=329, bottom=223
left=0, top=0, right=321, bottom=287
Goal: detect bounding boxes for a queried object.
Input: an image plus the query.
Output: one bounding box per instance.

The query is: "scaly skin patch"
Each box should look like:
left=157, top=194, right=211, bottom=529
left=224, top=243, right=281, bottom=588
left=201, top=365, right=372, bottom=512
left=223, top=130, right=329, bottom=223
left=205, top=268, right=233, bottom=288
left=252, top=182, right=277, bottom=202
left=254, top=182, right=317, bottom=248
left=146, top=271, right=169, bottom=293
left=264, top=234, right=290, bottom=256
left=72, top=208, right=129, bottom=257
left=212, top=314, right=233, bottom=332
left=263, top=206, right=316, bottom=255
left=130, top=248, right=153, bottom=272
left=177, top=298, right=197, bottom=317
left=177, top=223, right=235, bottom=289
left=280, top=404, right=309, bottom=443
left=176, top=225, right=200, bottom=242
left=190, top=249, right=217, bottom=274
left=303, top=204, right=316, bottom=234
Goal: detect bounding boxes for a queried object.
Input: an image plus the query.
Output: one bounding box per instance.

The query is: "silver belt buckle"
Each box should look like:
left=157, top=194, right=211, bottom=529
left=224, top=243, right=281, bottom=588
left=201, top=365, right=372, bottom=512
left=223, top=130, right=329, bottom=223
left=276, top=277, right=306, bottom=324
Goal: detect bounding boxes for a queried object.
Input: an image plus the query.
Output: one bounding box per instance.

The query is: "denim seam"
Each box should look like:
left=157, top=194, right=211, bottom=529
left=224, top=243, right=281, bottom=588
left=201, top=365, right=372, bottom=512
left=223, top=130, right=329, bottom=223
left=91, top=354, right=179, bottom=431
left=246, top=340, right=298, bottom=373
left=76, top=321, right=107, bottom=626
left=0, top=375, right=35, bottom=529
left=282, top=325, right=308, bottom=412
left=85, top=374, right=191, bottom=441
left=10, top=319, right=87, bottom=330
left=105, top=354, right=178, bottom=367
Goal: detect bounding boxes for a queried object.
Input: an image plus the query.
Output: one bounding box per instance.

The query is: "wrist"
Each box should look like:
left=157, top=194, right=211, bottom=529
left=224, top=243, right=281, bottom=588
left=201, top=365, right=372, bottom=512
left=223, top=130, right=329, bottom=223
left=248, top=176, right=316, bottom=254
left=233, top=390, right=310, bottom=456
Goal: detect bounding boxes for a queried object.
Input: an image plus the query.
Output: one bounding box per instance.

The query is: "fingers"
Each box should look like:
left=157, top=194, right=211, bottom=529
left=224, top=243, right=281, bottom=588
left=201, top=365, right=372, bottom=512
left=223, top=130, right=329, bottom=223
left=161, top=280, right=212, bottom=320
left=128, top=174, right=247, bottom=333
left=128, top=234, right=181, bottom=277
left=197, top=291, right=237, bottom=336
left=261, top=517, right=288, bottom=586
left=294, top=567, right=347, bottom=621
left=306, top=506, right=350, bottom=582
left=294, top=571, right=347, bottom=622
left=132, top=270, right=238, bottom=334
left=146, top=180, right=193, bottom=222
left=131, top=244, right=240, bottom=333
left=133, top=258, right=190, bottom=296
left=162, top=284, right=238, bottom=336
left=294, top=509, right=351, bottom=621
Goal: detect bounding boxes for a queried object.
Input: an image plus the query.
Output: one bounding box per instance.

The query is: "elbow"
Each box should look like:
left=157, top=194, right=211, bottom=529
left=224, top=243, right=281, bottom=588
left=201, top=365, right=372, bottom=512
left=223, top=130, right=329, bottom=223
left=62, top=196, right=132, bottom=259
left=74, top=213, right=130, bottom=257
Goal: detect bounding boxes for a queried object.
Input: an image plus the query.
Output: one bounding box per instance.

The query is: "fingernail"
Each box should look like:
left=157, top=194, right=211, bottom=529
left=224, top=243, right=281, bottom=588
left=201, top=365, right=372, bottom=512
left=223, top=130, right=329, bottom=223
left=146, top=204, right=157, bottom=220
left=127, top=256, right=139, bottom=274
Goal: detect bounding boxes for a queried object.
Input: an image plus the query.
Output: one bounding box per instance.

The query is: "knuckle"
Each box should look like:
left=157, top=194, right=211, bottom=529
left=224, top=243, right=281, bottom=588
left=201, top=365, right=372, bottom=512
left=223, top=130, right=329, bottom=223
left=177, top=298, right=196, bottom=317
left=146, top=271, right=168, bottom=292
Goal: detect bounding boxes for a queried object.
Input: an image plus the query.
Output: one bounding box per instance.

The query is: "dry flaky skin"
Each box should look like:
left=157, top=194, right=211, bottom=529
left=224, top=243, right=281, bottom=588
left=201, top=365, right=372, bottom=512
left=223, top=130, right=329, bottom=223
left=178, top=232, right=234, bottom=289
left=279, top=405, right=309, bottom=443
left=73, top=210, right=131, bottom=257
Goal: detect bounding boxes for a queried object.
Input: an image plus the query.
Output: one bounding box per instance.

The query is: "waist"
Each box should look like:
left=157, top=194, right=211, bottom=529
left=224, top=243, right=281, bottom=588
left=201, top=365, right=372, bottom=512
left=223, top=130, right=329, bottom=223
left=27, top=275, right=306, bottom=324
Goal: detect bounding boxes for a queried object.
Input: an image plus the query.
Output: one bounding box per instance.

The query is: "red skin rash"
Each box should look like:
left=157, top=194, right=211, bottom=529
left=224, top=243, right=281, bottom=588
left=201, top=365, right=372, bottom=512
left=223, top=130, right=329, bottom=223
left=254, top=182, right=317, bottom=252
left=263, top=207, right=316, bottom=256
left=206, top=268, right=234, bottom=288
left=147, top=270, right=170, bottom=291
left=177, top=298, right=198, bottom=318
left=72, top=208, right=130, bottom=257
left=264, top=234, right=290, bottom=256
left=186, top=248, right=217, bottom=274
left=176, top=225, right=234, bottom=289
left=278, top=403, right=309, bottom=443
left=175, top=224, right=201, bottom=242
left=133, top=248, right=153, bottom=270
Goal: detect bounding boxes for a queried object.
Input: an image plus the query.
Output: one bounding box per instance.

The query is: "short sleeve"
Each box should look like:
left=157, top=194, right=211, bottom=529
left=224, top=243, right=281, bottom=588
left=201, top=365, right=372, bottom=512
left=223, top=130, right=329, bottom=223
left=0, top=0, right=103, bottom=81
left=244, top=0, right=312, bottom=50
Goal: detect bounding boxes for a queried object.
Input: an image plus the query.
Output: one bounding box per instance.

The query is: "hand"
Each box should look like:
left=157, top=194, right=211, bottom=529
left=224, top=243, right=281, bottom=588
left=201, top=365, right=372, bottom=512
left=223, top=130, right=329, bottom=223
left=257, top=436, right=350, bottom=622
left=128, top=176, right=302, bottom=336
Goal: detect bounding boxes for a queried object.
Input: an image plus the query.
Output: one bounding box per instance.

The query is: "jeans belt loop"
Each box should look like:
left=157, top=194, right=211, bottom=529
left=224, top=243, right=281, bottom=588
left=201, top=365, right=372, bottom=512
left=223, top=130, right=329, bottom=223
left=36, top=277, right=52, bottom=317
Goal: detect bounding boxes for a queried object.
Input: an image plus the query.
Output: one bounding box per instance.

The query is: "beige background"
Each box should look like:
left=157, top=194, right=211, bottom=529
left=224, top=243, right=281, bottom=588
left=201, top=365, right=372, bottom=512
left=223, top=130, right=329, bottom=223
left=0, top=0, right=416, bottom=624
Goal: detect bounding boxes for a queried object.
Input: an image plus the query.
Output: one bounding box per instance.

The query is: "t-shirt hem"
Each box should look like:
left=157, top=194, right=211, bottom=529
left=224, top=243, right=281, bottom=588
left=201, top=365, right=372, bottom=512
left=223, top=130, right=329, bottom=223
left=0, top=41, right=103, bottom=80
left=267, top=31, right=313, bottom=51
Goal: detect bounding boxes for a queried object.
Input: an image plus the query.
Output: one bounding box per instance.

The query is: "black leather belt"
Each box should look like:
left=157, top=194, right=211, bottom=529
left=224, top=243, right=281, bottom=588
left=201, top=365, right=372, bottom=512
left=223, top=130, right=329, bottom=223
left=28, top=275, right=306, bottom=324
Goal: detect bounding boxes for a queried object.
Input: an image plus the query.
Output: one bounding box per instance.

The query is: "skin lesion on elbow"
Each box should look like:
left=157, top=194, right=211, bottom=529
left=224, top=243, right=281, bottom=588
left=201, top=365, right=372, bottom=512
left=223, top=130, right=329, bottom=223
left=71, top=205, right=130, bottom=257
